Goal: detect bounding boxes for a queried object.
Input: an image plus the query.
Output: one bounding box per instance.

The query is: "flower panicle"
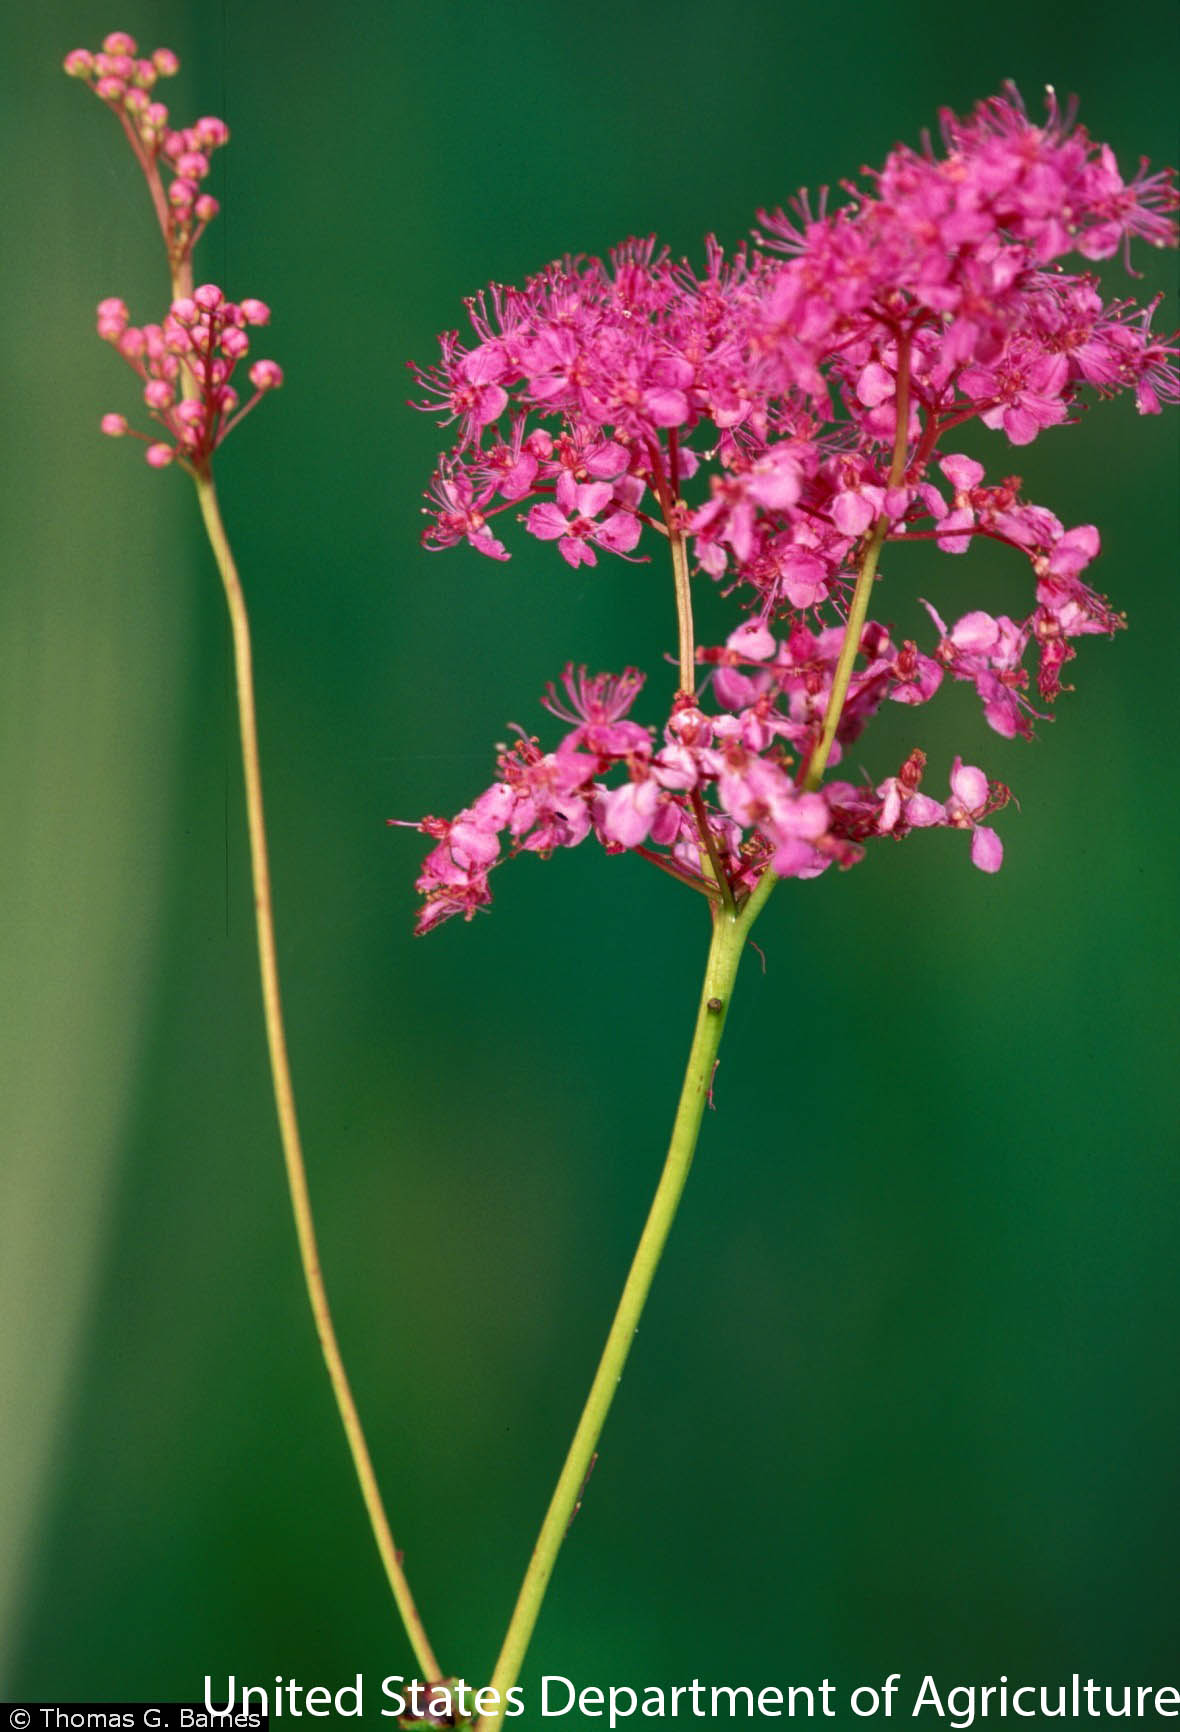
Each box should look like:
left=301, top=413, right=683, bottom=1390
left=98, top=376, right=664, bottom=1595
left=406, top=88, right=1177, bottom=597
left=64, top=31, right=229, bottom=272
left=96, top=284, right=283, bottom=471
left=67, top=33, right=283, bottom=469
left=400, top=577, right=1093, bottom=931
left=399, top=87, right=1175, bottom=925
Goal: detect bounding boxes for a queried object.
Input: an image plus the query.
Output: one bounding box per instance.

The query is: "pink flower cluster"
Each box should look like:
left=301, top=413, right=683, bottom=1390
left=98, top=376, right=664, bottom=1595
left=402, top=90, right=1177, bottom=931
left=412, top=93, right=1176, bottom=602
left=64, top=32, right=228, bottom=269
left=96, top=286, right=283, bottom=469
left=404, top=636, right=1011, bottom=934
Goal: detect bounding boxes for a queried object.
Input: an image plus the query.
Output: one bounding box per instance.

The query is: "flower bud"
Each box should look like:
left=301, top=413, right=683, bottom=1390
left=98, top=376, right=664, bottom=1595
left=96, top=296, right=129, bottom=340
left=667, top=704, right=712, bottom=748
left=249, top=360, right=284, bottom=391
left=193, top=115, right=230, bottom=149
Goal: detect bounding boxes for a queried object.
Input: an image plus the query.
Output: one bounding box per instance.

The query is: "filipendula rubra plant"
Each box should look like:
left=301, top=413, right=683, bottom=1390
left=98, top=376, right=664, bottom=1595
left=70, top=34, right=1177, bottom=1729
left=401, top=86, right=1178, bottom=1725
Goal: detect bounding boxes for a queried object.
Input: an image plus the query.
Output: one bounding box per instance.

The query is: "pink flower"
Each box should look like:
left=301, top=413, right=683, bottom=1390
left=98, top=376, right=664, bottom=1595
left=923, top=602, right=1036, bottom=739
left=874, top=748, right=944, bottom=834
left=422, top=463, right=509, bottom=560
left=716, top=747, right=830, bottom=874
left=595, top=776, right=661, bottom=847
left=526, top=472, right=642, bottom=568
left=959, top=350, right=1071, bottom=446
left=944, top=758, right=1006, bottom=872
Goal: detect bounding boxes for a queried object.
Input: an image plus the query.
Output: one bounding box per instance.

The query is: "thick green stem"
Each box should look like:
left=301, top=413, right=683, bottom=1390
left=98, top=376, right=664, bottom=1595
left=475, top=895, right=766, bottom=1728
left=192, top=470, right=442, bottom=1683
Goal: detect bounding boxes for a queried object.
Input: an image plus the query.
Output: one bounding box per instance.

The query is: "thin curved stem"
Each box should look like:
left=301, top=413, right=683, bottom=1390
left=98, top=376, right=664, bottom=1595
left=689, top=788, right=736, bottom=915
left=670, top=522, right=695, bottom=693
left=119, top=113, right=172, bottom=252
left=192, top=469, right=441, bottom=1683
left=648, top=444, right=695, bottom=693
left=474, top=891, right=768, bottom=1729
left=800, top=520, right=889, bottom=792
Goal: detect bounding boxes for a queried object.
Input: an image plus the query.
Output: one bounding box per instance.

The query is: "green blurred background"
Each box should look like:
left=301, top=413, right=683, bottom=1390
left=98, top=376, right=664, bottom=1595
left=3, top=0, right=1177, bottom=1722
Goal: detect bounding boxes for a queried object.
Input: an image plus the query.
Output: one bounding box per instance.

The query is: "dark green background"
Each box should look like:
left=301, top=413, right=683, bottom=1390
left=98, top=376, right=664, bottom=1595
left=2, top=0, right=1177, bottom=1723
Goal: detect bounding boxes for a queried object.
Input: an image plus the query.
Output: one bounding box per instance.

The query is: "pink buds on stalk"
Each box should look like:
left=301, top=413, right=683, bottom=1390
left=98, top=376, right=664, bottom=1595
left=96, top=290, right=281, bottom=469
left=67, top=39, right=282, bottom=470
left=401, top=89, right=1178, bottom=930
left=64, top=32, right=228, bottom=270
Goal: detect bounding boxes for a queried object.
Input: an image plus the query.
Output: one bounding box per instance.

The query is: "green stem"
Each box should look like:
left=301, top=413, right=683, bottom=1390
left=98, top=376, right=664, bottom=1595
left=800, top=516, right=889, bottom=793
left=475, top=894, right=766, bottom=1728
left=648, top=446, right=695, bottom=694
left=192, top=468, right=442, bottom=1684
left=803, top=328, right=912, bottom=795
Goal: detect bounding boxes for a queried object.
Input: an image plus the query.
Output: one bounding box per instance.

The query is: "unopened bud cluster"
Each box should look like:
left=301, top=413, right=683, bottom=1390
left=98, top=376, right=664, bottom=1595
left=64, top=32, right=228, bottom=269
left=66, top=33, right=283, bottom=473
left=97, top=285, right=282, bottom=469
